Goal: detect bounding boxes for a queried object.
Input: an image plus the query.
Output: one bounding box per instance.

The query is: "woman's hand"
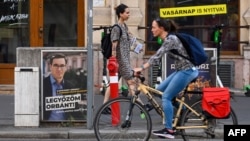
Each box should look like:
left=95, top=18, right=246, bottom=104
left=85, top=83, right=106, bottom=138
left=133, top=67, right=143, bottom=77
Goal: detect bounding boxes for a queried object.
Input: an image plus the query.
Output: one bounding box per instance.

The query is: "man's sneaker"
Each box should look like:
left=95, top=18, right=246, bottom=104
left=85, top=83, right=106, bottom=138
left=152, top=128, right=175, bottom=139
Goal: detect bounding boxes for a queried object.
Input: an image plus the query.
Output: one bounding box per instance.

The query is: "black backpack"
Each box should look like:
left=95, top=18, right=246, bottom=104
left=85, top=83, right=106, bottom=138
left=101, top=24, right=122, bottom=59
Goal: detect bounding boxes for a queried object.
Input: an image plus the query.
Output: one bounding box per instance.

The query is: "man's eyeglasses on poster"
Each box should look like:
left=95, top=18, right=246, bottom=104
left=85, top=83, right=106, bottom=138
left=52, top=64, right=66, bottom=69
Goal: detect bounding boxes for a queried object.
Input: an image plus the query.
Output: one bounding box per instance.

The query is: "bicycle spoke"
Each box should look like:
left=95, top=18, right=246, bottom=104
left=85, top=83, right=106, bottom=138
left=94, top=97, right=152, bottom=141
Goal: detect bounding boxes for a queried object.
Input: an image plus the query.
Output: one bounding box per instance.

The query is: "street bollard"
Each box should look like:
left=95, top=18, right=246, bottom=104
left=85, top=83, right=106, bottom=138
left=107, top=56, right=120, bottom=126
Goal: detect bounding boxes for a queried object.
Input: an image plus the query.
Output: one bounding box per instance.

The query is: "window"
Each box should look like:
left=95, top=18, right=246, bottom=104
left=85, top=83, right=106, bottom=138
left=44, top=0, right=77, bottom=47
left=0, top=0, right=29, bottom=63
left=146, top=0, right=239, bottom=55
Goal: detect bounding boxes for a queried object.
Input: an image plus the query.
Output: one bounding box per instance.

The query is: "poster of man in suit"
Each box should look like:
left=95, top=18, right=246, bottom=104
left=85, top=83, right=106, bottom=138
left=41, top=50, right=87, bottom=122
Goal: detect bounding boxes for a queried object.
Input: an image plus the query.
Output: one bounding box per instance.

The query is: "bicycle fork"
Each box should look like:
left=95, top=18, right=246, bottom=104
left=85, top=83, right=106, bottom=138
left=121, top=95, right=138, bottom=128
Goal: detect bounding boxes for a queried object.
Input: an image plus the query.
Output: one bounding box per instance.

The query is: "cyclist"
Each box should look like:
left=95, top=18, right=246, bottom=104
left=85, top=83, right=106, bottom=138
left=134, top=18, right=199, bottom=139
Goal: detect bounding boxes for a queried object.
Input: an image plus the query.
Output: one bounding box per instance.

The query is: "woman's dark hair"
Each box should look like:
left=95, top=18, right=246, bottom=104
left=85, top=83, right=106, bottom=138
left=154, top=18, right=179, bottom=33
left=115, top=3, right=128, bottom=19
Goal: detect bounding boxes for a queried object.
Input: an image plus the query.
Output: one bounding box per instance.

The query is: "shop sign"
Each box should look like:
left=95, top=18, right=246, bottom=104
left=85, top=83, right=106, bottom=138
left=160, top=4, right=227, bottom=18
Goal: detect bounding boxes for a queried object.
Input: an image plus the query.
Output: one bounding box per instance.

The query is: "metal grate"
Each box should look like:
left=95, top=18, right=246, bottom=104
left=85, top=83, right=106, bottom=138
left=149, top=64, right=160, bottom=87
left=218, top=62, right=234, bottom=87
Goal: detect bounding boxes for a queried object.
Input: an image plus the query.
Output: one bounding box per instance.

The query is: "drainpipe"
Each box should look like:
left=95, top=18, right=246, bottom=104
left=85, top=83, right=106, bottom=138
left=243, top=8, right=250, bottom=44
left=87, top=0, right=93, bottom=129
left=242, top=8, right=250, bottom=87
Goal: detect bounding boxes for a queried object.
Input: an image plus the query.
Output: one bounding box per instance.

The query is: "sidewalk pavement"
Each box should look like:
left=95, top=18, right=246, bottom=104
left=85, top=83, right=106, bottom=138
left=0, top=125, right=95, bottom=139
left=0, top=117, right=224, bottom=140
left=0, top=126, right=223, bottom=140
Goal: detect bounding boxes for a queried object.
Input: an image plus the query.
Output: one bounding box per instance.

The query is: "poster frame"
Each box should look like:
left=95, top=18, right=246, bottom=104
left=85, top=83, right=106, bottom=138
left=41, top=49, right=88, bottom=122
left=161, top=48, right=217, bottom=87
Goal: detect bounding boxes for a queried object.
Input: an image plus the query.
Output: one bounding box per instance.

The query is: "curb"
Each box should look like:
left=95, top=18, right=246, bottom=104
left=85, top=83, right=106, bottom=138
left=0, top=127, right=94, bottom=139
left=0, top=127, right=224, bottom=139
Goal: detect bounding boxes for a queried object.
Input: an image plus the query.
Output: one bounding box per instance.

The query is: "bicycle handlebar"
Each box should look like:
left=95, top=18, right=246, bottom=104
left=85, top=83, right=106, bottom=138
left=132, top=70, right=145, bottom=83
left=93, top=26, right=112, bottom=31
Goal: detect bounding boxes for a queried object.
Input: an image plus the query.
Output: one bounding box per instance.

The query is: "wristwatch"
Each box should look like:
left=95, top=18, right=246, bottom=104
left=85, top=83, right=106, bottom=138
left=141, top=65, right=145, bottom=70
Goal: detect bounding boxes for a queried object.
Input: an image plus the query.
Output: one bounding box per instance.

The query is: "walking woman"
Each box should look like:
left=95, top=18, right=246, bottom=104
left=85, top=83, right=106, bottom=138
left=102, top=3, right=150, bottom=114
left=102, top=3, right=132, bottom=105
left=102, top=3, right=143, bottom=105
left=134, top=18, right=199, bottom=139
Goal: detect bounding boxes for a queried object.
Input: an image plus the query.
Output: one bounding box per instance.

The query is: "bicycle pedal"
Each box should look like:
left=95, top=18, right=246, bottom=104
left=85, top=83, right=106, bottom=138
left=145, top=104, right=154, bottom=112
left=121, top=90, right=128, bottom=97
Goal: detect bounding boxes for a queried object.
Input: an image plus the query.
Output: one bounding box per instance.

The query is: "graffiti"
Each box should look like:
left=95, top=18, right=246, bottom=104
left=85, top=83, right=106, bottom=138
left=0, top=14, right=28, bottom=23
left=0, top=0, right=28, bottom=23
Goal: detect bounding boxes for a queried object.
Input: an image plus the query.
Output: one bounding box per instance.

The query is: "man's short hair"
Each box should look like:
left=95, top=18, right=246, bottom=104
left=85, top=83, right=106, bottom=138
left=49, top=53, right=67, bottom=64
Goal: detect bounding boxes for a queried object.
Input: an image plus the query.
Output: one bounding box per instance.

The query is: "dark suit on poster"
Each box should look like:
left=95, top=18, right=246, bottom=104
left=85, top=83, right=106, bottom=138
left=43, top=75, right=81, bottom=121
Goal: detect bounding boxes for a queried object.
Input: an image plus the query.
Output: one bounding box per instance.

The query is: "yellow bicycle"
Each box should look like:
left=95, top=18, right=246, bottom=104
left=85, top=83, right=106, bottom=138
left=93, top=75, right=238, bottom=141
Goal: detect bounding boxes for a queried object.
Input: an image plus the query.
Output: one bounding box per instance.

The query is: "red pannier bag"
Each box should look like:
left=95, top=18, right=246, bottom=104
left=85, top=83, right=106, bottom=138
left=202, top=87, right=231, bottom=119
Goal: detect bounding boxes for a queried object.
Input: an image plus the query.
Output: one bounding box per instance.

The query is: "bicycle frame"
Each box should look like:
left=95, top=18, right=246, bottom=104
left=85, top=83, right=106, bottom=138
left=135, top=78, right=209, bottom=130
left=94, top=76, right=238, bottom=141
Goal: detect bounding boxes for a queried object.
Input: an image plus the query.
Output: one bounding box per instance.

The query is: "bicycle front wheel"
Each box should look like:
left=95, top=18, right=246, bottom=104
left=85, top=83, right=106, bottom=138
left=94, top=97, right=152, bottom=141
left=180, top=100, right=238, bottom=141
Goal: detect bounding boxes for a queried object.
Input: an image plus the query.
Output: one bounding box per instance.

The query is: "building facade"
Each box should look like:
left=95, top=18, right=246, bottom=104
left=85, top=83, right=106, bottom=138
left=0, top=0, right=250, bottom=92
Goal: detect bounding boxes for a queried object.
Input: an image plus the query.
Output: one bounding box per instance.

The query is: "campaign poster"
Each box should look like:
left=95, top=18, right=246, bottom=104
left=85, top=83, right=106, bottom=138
left=162, top=48, right=217, bottom=103
left=41, top=50, right=87, bottom=122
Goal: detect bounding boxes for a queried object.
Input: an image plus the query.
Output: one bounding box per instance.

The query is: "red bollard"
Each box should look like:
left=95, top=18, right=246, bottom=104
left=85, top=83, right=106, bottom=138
left=107, top=56, right=120, bottom=126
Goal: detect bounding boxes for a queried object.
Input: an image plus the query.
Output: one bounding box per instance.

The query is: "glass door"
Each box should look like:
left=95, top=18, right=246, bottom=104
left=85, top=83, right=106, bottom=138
left=44, top=0, right=77, bottom=47
left=0, top=0, right=29, bottom=84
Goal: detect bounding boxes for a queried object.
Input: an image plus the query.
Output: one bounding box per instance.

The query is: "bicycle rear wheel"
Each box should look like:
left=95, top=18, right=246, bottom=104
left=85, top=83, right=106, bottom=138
left=94, top=97, right=152, bottom=141
left=180, top=100, right=238, bottom=141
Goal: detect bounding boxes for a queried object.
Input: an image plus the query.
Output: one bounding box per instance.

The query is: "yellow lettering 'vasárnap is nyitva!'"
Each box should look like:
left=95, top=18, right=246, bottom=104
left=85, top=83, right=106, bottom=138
left=160, top=4, right=227, bottom=18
